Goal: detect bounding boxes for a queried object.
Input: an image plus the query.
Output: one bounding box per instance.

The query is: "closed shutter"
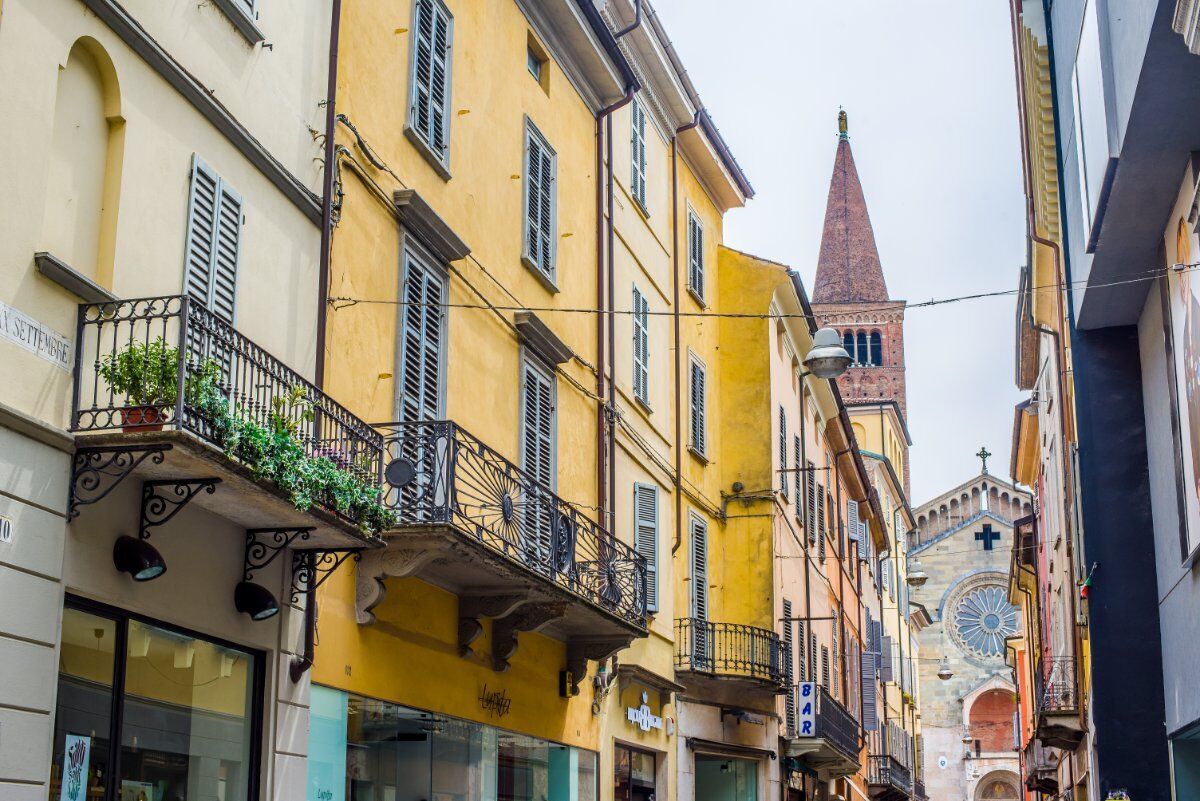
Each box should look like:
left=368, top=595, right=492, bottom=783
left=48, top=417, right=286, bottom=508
left=396, top=251, right=446, bottom=422
left=793, top=437, right=803, bottom=516
left=521, top=357, right=556, bottom=563
left=631, top=98, right=647, bottom=208
left=863, top=611, right=879, bottom=731
left=810, top=631, right=818, bottom=685
left=688, top=211, right=704, bottom=298
left=820, top=645, right=830, bottom=690
left=806, top=460, right=817, bottom=541
left=847, top=501, right=860, bottom=560
left=184, top=155, right=242, bottom=324
left=411, top=0, right=452, bottom=156
left=632, top=286, right=649, bottom=405
left=783, top=599, right=795, bottom=733
left=690, top=515, right=709, bottom=665
left=689, top=359, right=706, bottom=455
left=831, top=609, right=840, bottom=698
left=779, top=407, right=788, bottom=497
left=524, top=123, right=556, bottom=280
left=634, top=483, right=658, bottom=612
left=817, top=486, right=826, bottom=559
left=880, top=635, right=894, bottom=683
left=797, top=620, right=808, bottom=682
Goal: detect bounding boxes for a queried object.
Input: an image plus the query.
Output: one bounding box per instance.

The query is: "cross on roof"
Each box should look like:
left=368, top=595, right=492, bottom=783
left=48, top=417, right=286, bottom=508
left=976, top=446, right=992, bottom=474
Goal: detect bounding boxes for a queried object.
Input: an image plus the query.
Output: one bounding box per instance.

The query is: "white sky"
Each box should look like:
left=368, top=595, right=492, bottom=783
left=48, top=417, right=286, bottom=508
left=652, top=0, right=1028, bottom=505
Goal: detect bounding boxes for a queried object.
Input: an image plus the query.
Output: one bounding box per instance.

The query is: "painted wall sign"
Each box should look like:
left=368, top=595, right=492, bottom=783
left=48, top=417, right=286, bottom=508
left=479, top=684, right=512, bottom=718
left=0, top=301, right=71, bottom=370
left=58, top=734, right=91, bottom=801
left=627, top=691, right=663, bottom=732
left=796, top=682, right=816, bottom=736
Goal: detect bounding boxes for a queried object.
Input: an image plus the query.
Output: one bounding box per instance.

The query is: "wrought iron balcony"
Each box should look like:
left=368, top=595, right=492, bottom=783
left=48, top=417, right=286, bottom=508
left=784, top=684, right=861, bottom=779
left=1036, top=656, right=1085, bottom=749
left=1023, top=737, right=1059, bottom=794
left=673, top=618, right=784, bottom=687
left=372, top=420, right=647, bottom=633
left=913, top=778, right=927, bottom=801
left=867, top=755, right=912, bottom=799
left=70, top=296, right=385, bottom=547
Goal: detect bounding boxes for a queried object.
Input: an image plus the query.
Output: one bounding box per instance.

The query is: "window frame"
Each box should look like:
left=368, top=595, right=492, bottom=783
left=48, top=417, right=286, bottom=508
left=211, top=0, right=265, bottom=45
left=686, top=207, right=705, bottom=303
left=56, top=594, right=267, bottom=801
left=688, top=352, right=708, bottom=460
left=521, top=117, right=558, bottom=288
left=404, top=0, right=455, bottom=180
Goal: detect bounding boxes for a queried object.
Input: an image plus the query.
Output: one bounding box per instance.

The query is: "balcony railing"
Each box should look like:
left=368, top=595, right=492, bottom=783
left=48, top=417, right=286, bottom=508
left=1023, top=737, right=1059, bottom=794
left=1038, top=656, right=1079, bottom=714
left=71, top=296, right=384, bottom=522
left=377, top=420, right=647, bottom=626
left=787, top=684, right=861, bottom=760
left=913, top=778, right=927, bottom=800
left=674, top=618, right=783, bottom=684
left=867, top=755, right=912, bottom=793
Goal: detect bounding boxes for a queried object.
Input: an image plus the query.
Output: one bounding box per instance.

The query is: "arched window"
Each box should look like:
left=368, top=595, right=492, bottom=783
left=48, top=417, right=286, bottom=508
left=870, top=331, right=882, bottom=366
left=843, top=330, right=856, bottom=365
left=969, top=689, right=1017, bottom=752
left=856, top=331, right=868, bottom=366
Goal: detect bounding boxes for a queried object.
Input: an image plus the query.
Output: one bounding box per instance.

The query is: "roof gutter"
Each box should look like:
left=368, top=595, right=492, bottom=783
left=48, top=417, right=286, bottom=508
left=574, top=0, right=640, bottom=93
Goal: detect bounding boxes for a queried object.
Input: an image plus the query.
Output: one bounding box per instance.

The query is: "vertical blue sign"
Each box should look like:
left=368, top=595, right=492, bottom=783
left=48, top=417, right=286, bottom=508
left=796, top=682, right=816, bottom=736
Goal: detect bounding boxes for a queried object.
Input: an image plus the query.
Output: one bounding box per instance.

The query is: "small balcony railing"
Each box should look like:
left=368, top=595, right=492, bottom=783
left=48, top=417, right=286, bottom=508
left=913, top=778, right=927, bottom=800
left=867, top=754, right=912, bottom=793
left=867, top=728, right=913, bottom=794
left=1023, top=737, right=1058, bottom=794
left=1038, top=656, right=1079, bottom=714
left=377, top=420, right=647, bottom=627
left=674, top=618, right=783, bottom=684
left=787, top=684, right=861, bottom=760
left=71, top=296, right=384, bottom=524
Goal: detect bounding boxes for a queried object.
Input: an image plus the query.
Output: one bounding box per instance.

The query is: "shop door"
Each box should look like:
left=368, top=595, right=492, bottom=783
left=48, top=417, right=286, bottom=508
left=694, top=756, right=757, bottom=801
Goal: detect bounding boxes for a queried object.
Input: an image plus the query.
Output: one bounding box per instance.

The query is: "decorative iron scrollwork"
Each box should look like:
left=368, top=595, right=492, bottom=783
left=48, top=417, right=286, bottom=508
left=290, top=549, right=362, bottom=604
left=69, top=445, right=171, bottom=519
left=139, top=478, right=220, bottom=539
left=242, top=528, right=314, bottom=582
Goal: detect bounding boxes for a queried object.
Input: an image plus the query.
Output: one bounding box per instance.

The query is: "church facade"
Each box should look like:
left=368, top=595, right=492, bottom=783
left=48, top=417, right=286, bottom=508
left=909, top=472, right=1031, bottom=801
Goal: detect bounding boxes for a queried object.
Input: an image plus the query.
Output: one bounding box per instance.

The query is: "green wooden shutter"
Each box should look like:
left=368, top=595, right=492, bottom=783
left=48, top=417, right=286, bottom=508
left=184, top=155, right=241, bottom=324
left=689, top=359, right=706, bottom=455
left=411, top=0, right=452, bottom=156
left=396, top=252, right=445, bottom=422
left=631, top=98, right=647, bottom=208
left=524, top=123, right=556, bottom=280
left=862, top=610, right=879, bottom=731
left=521, top=357, right=556, bottom=561
left=688, top=211, right=704, bottom=298
left=690, top=515, right=708, bottom=620
left=632, top=286, right=649, bottom=405
left=634, top=483, right=658, bottom=612
left=847, top=501, right=860, bottom=560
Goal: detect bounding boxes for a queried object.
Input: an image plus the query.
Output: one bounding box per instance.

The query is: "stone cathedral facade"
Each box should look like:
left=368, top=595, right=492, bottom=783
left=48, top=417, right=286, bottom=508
left=909, top=472, right=1032, bottom=801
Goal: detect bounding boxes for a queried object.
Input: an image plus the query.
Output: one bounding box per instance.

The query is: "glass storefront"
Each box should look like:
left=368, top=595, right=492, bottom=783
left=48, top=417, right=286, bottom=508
left=613, top=745, right=655, bottom=801
left=50, top=601, right=260, bottom=801
left=308, top=687, right=598, bottom=801
left=694, top=756, right=757, bottom=801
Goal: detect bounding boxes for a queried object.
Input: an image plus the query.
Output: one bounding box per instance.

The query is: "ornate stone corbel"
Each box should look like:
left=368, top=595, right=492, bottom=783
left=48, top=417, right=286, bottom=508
left=491, top=602, right=567, bottom=672
left=566, top=636, right=634, bottom=695
left=458, top=592, right=530, bottom=657
left=355, top=537, right=449, bottom=624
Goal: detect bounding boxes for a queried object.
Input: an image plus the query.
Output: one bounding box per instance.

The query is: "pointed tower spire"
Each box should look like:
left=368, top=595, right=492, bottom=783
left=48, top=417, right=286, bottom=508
left=812, top=112, right=889, bottom=304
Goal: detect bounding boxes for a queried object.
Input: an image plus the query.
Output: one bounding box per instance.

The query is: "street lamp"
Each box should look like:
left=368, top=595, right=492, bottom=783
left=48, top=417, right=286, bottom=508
left=802, top=327, right=853, bottom=379
left=906, top=558, right=928, bottom=587
left=937, top=656, right=954, bottom=681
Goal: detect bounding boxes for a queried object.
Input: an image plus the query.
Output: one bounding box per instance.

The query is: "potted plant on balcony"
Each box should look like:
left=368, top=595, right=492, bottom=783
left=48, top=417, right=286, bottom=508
left=97, top=337, right=180, bottom=431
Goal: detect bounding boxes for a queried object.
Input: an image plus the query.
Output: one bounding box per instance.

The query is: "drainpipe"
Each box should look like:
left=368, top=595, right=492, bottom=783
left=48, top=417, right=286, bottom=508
left=671, top=112, right=701, bottom=555
left=595, top=86, right=637, bottom=525
left=315, top=0, right=342, bottom=390
left=614, top=0, right=642, bottom=39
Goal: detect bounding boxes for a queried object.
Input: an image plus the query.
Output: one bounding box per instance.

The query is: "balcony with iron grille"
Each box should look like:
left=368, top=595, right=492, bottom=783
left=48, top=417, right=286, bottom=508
left=1023, top=736, right=1059, bottom=795
left=69, top=296, right=388, bottom=550
left=866, top=730, right=913, bottom=801
left=1036, top=656, right=1085, bottom=750
left=358, top=421, right=648, bottom=689
left=913, top=777, right=927, bottom=801
left=784, top=683, right=862, bottom=780
left=673, top=618, right=784, bottom=703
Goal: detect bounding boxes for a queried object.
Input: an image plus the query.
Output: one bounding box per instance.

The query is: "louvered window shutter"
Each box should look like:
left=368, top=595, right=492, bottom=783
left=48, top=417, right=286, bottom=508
left=690, top=516, right=708, bottom=621
left=521, top=358, right=556, bottom=562
left=634, top=483, right=659, bottom=612
left=817, top=486, right=826, bottom=559
left=689, top=360, right=706, bottom=455
left=779, top=407, right=788, bottom=497
left=783, top=599, right=795, bottom=733
left=880, top=636, right=894, bottom=683
left=793, top=437, right=803, bottom=516
left=524, top=124, right=556, bottom=280
left=847, top=501, right=860, bottom=560
left=632, top=286, right=649, bottom=405
left=688, top=212, right=704, bottom=298
left=862, top=612, right=879, bottom=730
left=797, top=620, right=807, bottom=682
left=631, top=98, right=647, bottom=208
left=806, top=460, right=817, bottom=541
left=396, top=252, right=445, bottom=422
left=821, top=645, right=830, bottom=690
left=831, top=611, right=840, bottom=698
left=184, top=156, right=242, bottom=324
left=810, top=631, right=818, bottom=685
left=411, top=0, right=452, bottom=156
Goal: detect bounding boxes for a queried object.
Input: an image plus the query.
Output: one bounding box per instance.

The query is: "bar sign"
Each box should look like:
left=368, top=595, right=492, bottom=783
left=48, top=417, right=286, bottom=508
left=796, top=681, right=816, bottom=736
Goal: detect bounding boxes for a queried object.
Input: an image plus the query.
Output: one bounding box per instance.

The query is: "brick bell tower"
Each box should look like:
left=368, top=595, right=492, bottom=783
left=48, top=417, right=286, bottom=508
left=811, top=111, right=907, bottom=416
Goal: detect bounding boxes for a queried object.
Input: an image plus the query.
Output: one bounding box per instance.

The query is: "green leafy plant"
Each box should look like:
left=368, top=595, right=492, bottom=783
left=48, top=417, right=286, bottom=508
left=98, top=338, right=180, bottom=407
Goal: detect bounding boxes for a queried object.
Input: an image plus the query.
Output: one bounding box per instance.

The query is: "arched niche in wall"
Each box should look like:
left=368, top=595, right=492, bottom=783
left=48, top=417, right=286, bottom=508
left=41, top=37, right=124, bottom=288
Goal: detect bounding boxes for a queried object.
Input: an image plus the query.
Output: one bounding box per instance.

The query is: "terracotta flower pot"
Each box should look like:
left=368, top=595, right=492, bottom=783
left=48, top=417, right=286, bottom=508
left=121, top=405, right=165, bottom=432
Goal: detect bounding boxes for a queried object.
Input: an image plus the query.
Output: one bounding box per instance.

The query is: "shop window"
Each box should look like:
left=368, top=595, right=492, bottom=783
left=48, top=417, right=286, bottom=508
left=50, top=601, right=260, bottom=801
left=694, top=755, right=757, bottom=801
left=310, top=687, right=598, bottom=801
left=613, top=745, right=656, bottom=801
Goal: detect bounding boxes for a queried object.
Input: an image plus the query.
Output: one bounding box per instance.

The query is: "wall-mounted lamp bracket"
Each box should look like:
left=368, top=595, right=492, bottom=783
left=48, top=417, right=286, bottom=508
left=70, top=444, right=171, bottom=519
left=243, top=528, right=314, bottom=582
left=139, top=478, right=219, bottom=539
left=290, top=549, right=362, bottom=604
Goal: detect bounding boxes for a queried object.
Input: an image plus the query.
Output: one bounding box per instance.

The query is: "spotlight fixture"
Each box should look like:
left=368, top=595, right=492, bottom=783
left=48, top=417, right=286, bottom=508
left=937, top=656, right=954, bottom=681
left=802, top=328, right=853, bottom=380
left=906, top=559, right=928, bottom=587
left=113, top=535, right=167, bottom=581
left=234, top=581, right=281, bottom=621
